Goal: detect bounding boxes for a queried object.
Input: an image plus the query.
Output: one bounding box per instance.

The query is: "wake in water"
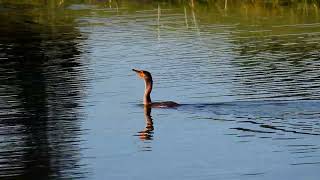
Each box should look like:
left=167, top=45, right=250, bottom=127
left=177, top=99, right=320, bottom=136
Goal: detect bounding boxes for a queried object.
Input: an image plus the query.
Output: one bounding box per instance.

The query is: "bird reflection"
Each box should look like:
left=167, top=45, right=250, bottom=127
left=137, top=105, right=154, bottom=141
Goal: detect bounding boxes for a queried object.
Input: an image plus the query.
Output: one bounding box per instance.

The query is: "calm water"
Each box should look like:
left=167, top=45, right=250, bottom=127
left=0, top=0, right=320, bottom=179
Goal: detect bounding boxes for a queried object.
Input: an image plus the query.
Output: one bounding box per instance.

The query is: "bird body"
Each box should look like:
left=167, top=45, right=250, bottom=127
left=132, top=69, right=179, bottom=108
left=149, top=101, right=179, bottom=108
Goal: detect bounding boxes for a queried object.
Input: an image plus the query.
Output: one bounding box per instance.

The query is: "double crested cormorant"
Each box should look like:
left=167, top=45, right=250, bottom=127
left=132, top=69, right=179, bottom=108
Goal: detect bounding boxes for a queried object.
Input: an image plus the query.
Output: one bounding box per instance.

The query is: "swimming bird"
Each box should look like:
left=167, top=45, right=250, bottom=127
left=132, top=69, right=179, bottom=108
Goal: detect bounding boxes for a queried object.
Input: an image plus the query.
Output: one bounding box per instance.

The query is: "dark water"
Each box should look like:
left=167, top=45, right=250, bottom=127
left=0, top=1, right=320, bottom=179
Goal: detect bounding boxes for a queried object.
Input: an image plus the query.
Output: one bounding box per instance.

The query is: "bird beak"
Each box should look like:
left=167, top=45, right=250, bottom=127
left=132, top=69, right=144, bottom=78
left=132, top=69, right=140, bottom=73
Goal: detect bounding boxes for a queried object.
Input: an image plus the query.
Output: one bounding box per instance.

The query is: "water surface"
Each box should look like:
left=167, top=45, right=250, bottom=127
left=0, top=0, right=320, bottom=179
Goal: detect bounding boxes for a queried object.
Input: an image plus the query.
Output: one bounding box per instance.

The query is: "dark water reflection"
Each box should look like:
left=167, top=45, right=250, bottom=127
left=0, top=2, right=88, bottom=179
left=1, top=0, right=320, bottom=180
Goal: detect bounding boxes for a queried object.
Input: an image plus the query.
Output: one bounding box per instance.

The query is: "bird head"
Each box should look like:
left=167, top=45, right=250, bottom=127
left=132, top=69, right=153, bottom=81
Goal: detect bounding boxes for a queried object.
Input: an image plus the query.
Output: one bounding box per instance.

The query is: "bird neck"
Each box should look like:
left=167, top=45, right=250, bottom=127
left=143, top=79, right=153, bottom=105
